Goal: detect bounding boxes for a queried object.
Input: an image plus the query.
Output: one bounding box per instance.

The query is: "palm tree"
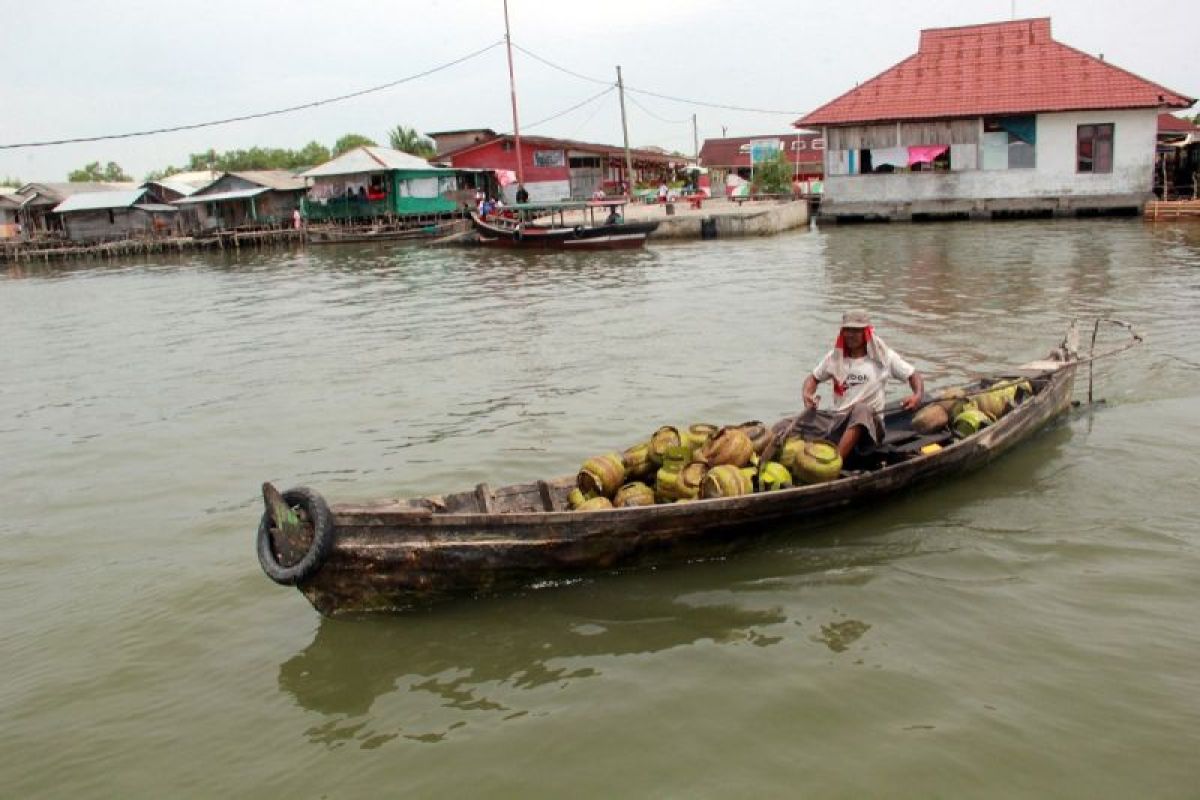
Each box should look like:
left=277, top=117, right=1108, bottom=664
left=387, top=125, right=436, bottom=159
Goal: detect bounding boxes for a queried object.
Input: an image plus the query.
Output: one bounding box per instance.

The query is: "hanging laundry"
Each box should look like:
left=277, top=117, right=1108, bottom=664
left=907, top=145, right=949, bottom=166
left=871, top=146, right=907, bottom=168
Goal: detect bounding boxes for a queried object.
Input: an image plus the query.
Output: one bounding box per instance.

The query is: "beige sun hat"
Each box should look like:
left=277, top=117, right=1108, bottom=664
left=841, top=309, right=871, bottom=328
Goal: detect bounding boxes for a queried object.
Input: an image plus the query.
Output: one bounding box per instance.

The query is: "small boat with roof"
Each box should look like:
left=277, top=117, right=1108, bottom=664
left=470, top=199, right=658, bottom=249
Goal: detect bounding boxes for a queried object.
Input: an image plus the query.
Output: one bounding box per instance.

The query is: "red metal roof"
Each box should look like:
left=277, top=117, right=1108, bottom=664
left=1158, top=113, right=1200, bottom=133
left=438, top=133, right=677, bottom=164
left=797, top=18, right=1195, bottom=127
left=698, top=134, right=824, bottom=168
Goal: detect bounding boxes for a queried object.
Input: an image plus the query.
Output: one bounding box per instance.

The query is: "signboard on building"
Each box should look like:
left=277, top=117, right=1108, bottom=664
left=749, top=139, right=782, bottom=163
left=533, top=149, right=566, bottom=167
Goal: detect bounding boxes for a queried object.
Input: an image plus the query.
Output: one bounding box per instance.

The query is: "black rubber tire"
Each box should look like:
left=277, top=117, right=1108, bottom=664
left=257, top=486, right=334, bottom=586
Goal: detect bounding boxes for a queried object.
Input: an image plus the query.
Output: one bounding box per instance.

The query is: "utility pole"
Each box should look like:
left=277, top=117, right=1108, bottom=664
left=503, top=0, right=524, bottom=188
left=617, top=65, right=634, bottom=198
left=692, top=113, right=699, bottom=162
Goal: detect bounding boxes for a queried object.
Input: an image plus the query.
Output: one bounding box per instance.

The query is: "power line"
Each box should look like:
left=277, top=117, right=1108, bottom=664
left=511, top=42, right=612, bottom=86
left=624, top=85, right=804, bottom=116
left=511, top=42, right=806, bottom=116
left=625, top=93, right=691, bottom=124
left=523, top=86, right=615, bottom=131
left=568, top=90, right=614, bottom=140
left=0, top=40, right=505, bottom=150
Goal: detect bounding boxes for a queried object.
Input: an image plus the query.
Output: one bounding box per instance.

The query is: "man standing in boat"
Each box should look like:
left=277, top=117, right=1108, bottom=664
left=796, top=309, right=924, bottom=462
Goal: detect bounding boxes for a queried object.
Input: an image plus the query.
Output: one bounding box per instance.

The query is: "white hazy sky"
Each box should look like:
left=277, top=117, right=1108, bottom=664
left=1, top=0, right=1194, bottom=182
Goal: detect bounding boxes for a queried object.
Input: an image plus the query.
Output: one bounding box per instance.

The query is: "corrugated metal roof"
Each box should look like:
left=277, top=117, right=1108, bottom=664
left=438, top=133, right=678, bottom=163
left=301, top=146, right=445, bottom=178
left=163, top=170, right=221, bottom=188
left=19, top=182, right=138, bottom=202
left=133, top=203, right=178, bottom=213
left=798, top=18, right=1195, bottom=127
left=145, top=178, right=200, bottom=197
left=172, top=187, right=270, bottom=205
left=228, top=170, right=307, bottom=191
left=52, top=188, right=147, bottom=213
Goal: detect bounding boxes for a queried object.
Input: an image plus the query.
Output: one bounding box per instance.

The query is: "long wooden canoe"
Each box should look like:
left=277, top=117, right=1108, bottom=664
left=470, top=210, right=659, bottom=250
left=258, top=343, right=1078, bottom=616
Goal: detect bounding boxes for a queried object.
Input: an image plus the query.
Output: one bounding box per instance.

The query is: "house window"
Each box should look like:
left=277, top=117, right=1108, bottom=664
left=983, top=116, right=1036, bottom=169
left=1077, top=124, right=1113, bottom=173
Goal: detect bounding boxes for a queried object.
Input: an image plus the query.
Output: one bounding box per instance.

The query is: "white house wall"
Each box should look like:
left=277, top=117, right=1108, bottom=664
left=822, top=109, right=1158, bottom=216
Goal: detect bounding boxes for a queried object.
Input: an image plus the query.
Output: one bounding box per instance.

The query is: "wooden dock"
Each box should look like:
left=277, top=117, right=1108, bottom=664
left=0, top=228, right=305, bottom=263
left=1145, top=199, right=1200, bottom=220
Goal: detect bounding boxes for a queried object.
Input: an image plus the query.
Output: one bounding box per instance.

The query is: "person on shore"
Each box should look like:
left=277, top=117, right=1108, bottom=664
left=791, top=310, right=924, bottom=462
left=657, top=181, right=669, bottom=204
left=516, top=185, right=529, bottom=204
left=292, top=208, right=302, bottom=230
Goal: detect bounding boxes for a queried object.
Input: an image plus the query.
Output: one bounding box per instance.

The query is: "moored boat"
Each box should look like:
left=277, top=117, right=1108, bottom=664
left=470, top=199, right=658, bottom=250
left=255, top=330, right=1111, bottom=616
left=306, top=219, right=466, bottom=245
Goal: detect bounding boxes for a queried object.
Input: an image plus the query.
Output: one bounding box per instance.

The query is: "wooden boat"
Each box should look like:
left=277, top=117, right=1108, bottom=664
left=306, top=219, right=466, bottom=245
left=258, top=338, right=1081, bottom=616
left=470, top=199, right=659, bottom=250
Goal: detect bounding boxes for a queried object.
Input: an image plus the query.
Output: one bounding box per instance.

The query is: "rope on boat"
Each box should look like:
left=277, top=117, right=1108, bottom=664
left=1084, top=318, right=1144, bottom=404
left=877, top=318, right=1143, bottom=416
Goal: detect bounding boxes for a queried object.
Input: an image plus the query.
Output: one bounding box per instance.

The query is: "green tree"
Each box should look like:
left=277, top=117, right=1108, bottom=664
left=144, top=165, right=183, bottom=181
left=68, top=161, right=132, bottom=182
left=295, top=140, right=332, bottom=168
left=332, top=133, right=377, bottom=156
left=0, top=175, right=21, bottom=188
left=750, top=150, right=792, bottom=195
left=386, top=125, right=435, bottom=159
left=147, top=140, right=336, bottom=181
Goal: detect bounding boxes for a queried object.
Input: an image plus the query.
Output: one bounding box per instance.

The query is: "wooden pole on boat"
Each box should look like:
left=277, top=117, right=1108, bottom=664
left=503, top=0, right=525, bottom=189
left=617, top=66, right=635, bottom=199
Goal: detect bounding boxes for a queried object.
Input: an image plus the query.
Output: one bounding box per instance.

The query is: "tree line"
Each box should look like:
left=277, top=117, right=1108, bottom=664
left=143, top=126, right=435, bottom=181
left=3, top=125, right=438, bottom=186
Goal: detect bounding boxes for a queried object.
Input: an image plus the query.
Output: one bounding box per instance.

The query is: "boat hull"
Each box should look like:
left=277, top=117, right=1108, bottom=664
left=262, top=362, right=1077, bottom=616
left=471, top=213, right=658, bottom=250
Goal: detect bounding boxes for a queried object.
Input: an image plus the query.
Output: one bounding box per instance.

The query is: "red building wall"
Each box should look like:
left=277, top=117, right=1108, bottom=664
left=446, top=140, right=571, bottom=184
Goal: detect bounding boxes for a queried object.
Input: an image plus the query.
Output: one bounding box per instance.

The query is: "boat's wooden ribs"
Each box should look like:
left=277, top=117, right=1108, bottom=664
left=475, top=483, right=495, bottom=514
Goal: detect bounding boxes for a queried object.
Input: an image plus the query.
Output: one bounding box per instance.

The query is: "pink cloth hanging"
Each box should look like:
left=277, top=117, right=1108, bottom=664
left=907, top=145, right=948, bottom=165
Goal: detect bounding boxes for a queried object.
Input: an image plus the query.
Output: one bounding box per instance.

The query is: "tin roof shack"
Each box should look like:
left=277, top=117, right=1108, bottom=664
left=0, top=190, right=20, bottom=239
left=52, top=188, right=178, bottom=242
left=430, top=130, right=679, bottom=202
left=300, top=146, right=460, bottom=222
left=173, top=171, right=306, bottom=230
left=797, top=18, right=1195, bottom=222
left=1155, top=113, right=1200, bottom=199
left=12, top=182, right=138, bottom=236
left=699, top=133, right=825, bottom=195
left=143, top=178, right=205, bottom=233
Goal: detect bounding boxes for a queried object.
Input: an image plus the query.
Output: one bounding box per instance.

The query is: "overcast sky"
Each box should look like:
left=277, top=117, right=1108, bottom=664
left=1, top=0, right=1194, bottom=182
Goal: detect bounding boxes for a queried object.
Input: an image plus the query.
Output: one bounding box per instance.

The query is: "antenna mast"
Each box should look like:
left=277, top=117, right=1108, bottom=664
left=503, top=0, right=525, bottom=187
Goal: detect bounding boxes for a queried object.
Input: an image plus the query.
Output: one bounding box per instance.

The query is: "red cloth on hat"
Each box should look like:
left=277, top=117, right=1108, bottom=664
left=832, top=325, right=874, bottom=397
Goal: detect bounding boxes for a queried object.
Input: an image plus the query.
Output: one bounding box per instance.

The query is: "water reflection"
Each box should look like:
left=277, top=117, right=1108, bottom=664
left=278, top=587, right=788, bottom=720
left=273, top=484, right=1002, bottom=750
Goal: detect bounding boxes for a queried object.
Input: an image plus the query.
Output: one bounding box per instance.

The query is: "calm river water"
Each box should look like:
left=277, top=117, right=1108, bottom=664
left=3, top=219, right=1198, bottom=798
